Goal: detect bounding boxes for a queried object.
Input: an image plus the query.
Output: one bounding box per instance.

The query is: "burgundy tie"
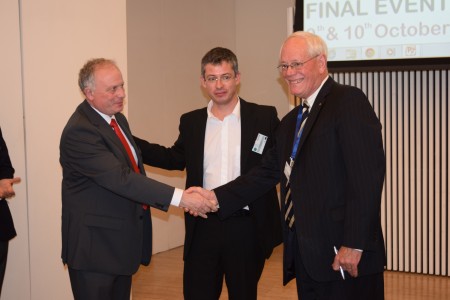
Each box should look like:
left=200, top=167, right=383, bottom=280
left=110, top=119, right=148, bottom=209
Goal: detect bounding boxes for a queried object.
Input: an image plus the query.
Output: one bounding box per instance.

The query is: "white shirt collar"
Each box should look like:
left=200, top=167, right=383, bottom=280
left=206, top=97, right=241, bottom=121
left=304, top=76, right=329, bottom=108
left=90, top=104, right=114, bottom=124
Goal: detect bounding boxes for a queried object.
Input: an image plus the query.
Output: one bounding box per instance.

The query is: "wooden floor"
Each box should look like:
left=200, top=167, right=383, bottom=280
left=132, top=245, right=450, bottom=300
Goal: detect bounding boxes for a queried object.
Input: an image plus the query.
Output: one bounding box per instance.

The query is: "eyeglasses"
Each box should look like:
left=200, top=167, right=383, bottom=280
left=277, top=55, right=319, bottom=72
left=204, top=74, right=234, bottom=84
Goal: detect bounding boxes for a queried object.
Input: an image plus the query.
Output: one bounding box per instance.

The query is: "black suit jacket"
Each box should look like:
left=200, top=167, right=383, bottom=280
left=60, top=100, right=175, bottom=276
left=135, top=99, right=282, bottom=260
left=214, top=78, right=386, bottom=284
left=0, top=127, right=16, bottom=242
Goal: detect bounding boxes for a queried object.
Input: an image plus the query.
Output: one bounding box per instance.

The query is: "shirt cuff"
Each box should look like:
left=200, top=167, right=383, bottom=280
left=170, top=188, right=183, bottom=207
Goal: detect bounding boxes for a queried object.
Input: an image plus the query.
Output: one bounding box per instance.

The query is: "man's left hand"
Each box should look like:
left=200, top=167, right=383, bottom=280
left=332, top=246, right=362, bottom=278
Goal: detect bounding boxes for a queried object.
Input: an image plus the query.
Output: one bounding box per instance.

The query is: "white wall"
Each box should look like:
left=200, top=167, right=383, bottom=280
left=236, top=0, right=295, bottom=114
left=0, top=0, right=30, bottom=299
left=1, top=0, right=128, bottom=298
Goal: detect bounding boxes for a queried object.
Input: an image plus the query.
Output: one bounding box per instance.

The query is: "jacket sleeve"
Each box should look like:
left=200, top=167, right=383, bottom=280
left=337, top=87, right=385, bottom=250
left=133, top=135, right=186, bottom=171
left=0, top=127, right=14, bottom=180
left=215, top=106, right=281, bottom=219
left=60, top=117, right=174, bottom=211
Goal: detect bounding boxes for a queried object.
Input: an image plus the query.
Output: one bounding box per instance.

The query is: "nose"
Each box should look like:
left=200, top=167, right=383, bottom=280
left=117, top=86, right=126, bottom=98
left=284, top=66, right=297, bottom=76
left=215, top=78, right=224, bottom=88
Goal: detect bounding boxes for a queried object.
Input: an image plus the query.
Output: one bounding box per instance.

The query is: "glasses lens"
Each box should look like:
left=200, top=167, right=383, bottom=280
left=205, top=75, right=234, bottom=83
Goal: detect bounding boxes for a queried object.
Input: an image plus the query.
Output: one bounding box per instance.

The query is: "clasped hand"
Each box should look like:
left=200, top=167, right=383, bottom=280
left=179, top=187, right=218, bottom=218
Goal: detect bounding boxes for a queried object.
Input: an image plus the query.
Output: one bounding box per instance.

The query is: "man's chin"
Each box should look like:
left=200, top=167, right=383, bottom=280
left=288, top=86, right=303, bottom=96
left=115, top=103, right=124, bottom=112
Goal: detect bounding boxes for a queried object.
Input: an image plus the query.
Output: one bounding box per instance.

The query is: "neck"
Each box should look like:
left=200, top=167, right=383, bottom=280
left=211, top=96, right=239, bottom=121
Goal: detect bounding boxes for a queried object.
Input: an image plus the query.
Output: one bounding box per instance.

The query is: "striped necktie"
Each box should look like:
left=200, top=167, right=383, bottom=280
left=285, top=103, right=309, bottom=228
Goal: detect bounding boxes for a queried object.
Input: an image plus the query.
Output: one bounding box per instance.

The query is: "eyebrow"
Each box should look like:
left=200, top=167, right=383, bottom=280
left=206, top=73, right=233, bottom=77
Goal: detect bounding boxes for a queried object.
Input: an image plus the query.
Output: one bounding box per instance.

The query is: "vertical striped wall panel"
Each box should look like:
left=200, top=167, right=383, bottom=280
left=331, top=70, right=449, bottom=276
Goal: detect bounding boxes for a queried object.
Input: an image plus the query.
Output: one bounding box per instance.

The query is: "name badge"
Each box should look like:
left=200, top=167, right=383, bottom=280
left=252, top=133, right=268, bottom=154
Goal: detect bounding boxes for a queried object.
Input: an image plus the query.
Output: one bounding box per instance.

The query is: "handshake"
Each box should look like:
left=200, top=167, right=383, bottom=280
left=179, top=187, right=218, bottom=218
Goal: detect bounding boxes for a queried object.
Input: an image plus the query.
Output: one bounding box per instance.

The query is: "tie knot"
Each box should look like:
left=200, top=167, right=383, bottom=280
left=301, top=102, right=308, bottom=116
left=110, top=118, right=118, bottom=128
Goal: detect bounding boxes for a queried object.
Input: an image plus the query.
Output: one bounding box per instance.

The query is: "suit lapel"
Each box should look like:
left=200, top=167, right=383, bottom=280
left=79, top=101, right=141, bottom=173
left=79, top=100, right=116, bottom=144
left=80, top=101, right=123, bottom=149
left=115, top=114, right=146, bottom=173
left=193, top=109, right=208, bottom=183
left=295, top=77, right=334, bottom=158
left=239, top=99, right=255, bottom=173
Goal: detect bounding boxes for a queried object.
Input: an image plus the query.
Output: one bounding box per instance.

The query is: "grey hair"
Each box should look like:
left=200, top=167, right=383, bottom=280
left=78, top=58, right=117, bottom=92
left=281, top=31, right=328, bottom=58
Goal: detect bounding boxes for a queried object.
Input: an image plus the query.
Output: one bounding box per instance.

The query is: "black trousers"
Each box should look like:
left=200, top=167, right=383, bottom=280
left=69, top=268, right=132, bottom=300
left=183, top=212, right=265, bottom=300
left=289, top=230, right=385, bottom=300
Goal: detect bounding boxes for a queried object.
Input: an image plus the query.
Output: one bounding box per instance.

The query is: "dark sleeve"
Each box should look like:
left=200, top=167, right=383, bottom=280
left=0, top=127, right=14, bottom=180
left=215, top=106, right=282, bottom=218
left=60, top=119, right=174, bottom=210
left=337, top=88, right=385, bottom=249
left=133, top=135, right=186, bottom=171
left=0, top=127, right=17, bottom=240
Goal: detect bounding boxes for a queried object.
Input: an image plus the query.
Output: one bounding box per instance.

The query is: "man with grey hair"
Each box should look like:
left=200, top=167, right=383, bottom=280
left=60, top=58, right=217, bottom=300
left=206, top=32, right=386, bottom=299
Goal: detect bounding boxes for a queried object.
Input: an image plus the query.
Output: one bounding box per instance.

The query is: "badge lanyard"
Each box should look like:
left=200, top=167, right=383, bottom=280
left=289, top=107, right=306, bottom=167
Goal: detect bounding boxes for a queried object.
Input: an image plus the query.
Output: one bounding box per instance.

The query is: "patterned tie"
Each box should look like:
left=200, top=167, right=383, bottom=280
left=284, top=103, right=309, bottom=228
left=110, top=119, right=148, bottom=209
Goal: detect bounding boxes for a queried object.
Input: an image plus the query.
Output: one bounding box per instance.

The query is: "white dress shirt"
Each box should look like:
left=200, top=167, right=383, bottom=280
left=203, top=98, right=248, bottom=210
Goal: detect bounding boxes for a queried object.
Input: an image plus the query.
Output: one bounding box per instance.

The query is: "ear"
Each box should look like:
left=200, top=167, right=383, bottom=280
left=84, top=88, right=94, bottom=101
left=317, top=55, right=328, bottom=73
left=234, top=72, right=241, bottom=85
left=200, top=76, right=207, bottom=88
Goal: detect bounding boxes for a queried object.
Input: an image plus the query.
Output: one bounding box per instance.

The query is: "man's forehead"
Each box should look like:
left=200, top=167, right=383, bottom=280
left=204, top=62, right=233, bottom=74
left=280, top=40, right=308, bottom=60
left=95, top=63, right=119, bottom=73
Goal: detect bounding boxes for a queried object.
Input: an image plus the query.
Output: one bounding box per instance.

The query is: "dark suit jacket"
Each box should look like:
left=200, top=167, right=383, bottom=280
left=135, top=99, right=282, bottom=260
left=0, top=127, right=16, bottom=242
left=60, top=100, right=175, bottom=276
left=214, top=77, right=386, bottom=284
